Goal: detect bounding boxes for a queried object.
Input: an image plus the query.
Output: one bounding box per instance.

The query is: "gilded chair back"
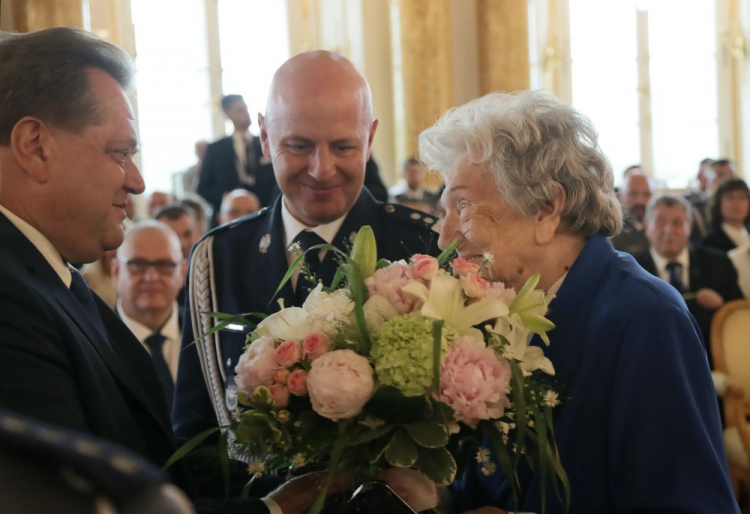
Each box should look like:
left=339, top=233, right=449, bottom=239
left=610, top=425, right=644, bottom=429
left=712, top=300, right=750, bottom=413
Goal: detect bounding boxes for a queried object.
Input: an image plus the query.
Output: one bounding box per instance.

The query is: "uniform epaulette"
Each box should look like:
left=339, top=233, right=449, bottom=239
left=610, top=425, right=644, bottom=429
left=198, top=206, right=271, bottom=245
left=382, top=202, right=441, bottom=233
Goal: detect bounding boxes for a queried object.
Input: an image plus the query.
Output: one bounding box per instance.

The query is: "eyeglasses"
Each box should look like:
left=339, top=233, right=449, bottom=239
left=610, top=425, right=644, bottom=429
left=117, top=257, right=181, bottom=275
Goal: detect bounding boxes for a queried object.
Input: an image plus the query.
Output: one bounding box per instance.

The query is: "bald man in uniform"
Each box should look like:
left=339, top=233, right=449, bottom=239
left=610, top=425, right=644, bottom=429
left=173, top=51, right=441, bottom=446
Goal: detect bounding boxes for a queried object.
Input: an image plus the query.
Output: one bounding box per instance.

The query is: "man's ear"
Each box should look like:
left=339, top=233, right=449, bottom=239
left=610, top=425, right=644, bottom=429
left=110, top=258, right=121, bottom=284
left=366, top=119, right=379, bottom=160
left=10, top=117, right=54, bottom=183
left=534, top=182, right=565, bottom=244
left=258, top=113, right=271, bottom=157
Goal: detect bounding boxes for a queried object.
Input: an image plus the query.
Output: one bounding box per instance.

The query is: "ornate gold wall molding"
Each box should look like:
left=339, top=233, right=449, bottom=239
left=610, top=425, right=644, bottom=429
left=393, top=0, right=454, bottom=159
left=477, top=0, right=530, bottom=94
left=12, top=0, right=83, bottom=32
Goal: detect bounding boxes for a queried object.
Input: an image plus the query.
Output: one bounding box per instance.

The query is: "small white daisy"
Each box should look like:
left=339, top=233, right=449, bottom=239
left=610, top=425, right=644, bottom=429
left=290, top=453, right=307, bottom=470
left=480, top=462, right=497, bottom=476
left=247, top=458, right=266, bottom=478
left=475, top=448, right=491, bottom=464
left=543, top=390, right=560, bottom=408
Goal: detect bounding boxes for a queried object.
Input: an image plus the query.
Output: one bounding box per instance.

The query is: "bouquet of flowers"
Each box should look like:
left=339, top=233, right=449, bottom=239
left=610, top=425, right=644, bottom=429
left=209, top=226, right=568, bottom=513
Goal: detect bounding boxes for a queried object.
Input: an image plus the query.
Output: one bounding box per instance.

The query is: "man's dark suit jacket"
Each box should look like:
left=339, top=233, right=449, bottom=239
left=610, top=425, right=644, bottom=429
left=0, top=212, right=270, bottom=513
left=635, top=245, right=743, bottom=356
left=701, top=225, right=738, bottom=253
left=197, top=135, right=279, bottom=227
left=174, top=190, right=442, bottom=443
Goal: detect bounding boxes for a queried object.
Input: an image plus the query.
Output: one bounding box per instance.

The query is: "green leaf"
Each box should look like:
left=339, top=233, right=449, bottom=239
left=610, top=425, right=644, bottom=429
left=415, top=446, right=457, bottom=485
left=376, top=258, right=391, bottom=270
left=436, top=234, right=464, bottom=264
left=273, top=252, right=306, bottom=299
left=308, top=423, right=350, bottom=514
left=509, top=360, right=527, bottom=470
left=347, top=424, right=396, bottom=445
left=385, top=429, right=419, bottom=467
left=218, top=428, right=230, bottom=500
left=188, top=311, right=265, bottom=348
left=404, top=420, right=448, bottom=448
left=349, top=225, right=377, bottom=279
left=481, top=421, right=520, bottom=509
left=366, top=385, right=433, bottom=423
left=163, top=426, right=221, bottom=469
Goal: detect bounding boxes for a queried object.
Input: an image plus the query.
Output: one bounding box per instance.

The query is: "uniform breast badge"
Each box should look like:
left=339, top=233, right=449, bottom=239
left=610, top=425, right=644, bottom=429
left=259, top=233, right=271, bottom=253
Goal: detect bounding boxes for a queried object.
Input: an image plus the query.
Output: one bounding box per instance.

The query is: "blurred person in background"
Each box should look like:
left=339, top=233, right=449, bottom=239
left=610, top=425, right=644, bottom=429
left=180, top=193, right=211, bottom=236
left=702, top=178, right=750, bottom=253
left=218, top=188, right=261, bottom=225
left=147, top=191, right=174, bottom=218
left=610, top=171, right=655, bottom=255
left=389, top=157, right=439, bottom=214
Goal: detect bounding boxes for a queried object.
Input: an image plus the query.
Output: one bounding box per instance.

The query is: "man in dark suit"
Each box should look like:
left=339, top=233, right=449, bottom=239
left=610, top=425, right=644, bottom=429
left=635, top=194, right=743, bottom=358
left=389, top=157, right=440, bottom=214
left=610, top=171, right=655, bottom=255
left=0, top=27, right=339, bottom=514
left=198, top=94, right=279, bottom=227
left=174, top=50, right=441, bottom=445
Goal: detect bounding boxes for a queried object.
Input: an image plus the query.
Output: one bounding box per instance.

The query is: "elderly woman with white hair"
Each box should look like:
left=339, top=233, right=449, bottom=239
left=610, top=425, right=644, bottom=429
left=415, top=91, right=737, bottom=513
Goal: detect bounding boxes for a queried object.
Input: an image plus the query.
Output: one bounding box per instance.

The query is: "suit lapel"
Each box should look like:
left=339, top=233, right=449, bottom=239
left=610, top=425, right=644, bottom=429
left=0, top=214, right=172, bottom=439
left=258, top=198, right=295, bottom=311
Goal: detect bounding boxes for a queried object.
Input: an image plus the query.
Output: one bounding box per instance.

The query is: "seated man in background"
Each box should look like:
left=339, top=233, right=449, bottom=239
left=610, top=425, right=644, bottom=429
left=610, top=171, right=655, bottom=255
left=112, top=221, right=186, bottom=411
left=636, top=195, right=743, bottom=362
left=219, top=188, right=261, bottom=225
left=389, top=157, right=440, bottom=214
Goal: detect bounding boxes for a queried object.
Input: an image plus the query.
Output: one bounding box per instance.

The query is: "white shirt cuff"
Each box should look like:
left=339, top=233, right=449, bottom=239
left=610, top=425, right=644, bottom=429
left=261, top=497, right=284, bottom=514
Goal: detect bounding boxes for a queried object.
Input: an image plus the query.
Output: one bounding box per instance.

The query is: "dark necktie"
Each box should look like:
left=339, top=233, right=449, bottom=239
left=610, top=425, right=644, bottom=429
left=69, top=269, right=109, bottom=340
left=143, top=333, right=174, bottom=412
left=666, top=261, right=685, bottom=293
left=293, top=230, right=327, bottom=306
left=244, top=138, right=257, bottom=185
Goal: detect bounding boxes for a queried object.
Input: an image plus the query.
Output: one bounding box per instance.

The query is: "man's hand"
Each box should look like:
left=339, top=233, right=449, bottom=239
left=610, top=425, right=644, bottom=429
left=696, top=288, right=724, bottom=311
left=267, top=471, right=352, bottom=514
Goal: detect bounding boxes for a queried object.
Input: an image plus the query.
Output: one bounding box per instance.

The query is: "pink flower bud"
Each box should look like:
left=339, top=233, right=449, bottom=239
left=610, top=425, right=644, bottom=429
left=461, top=273, right=489, bottom=298
left=269, top=384, right=290, bottom=408
left=287, top=369, right=309, bottom=396
left=275, top=340, right=302, bottom=368
left=302, top=333, right=330, bottom=361
left=452, top=258, right=480, bottom=276
left=412, top=254, right=440, bottom=281
left=272, top=368, right=290, bottom=385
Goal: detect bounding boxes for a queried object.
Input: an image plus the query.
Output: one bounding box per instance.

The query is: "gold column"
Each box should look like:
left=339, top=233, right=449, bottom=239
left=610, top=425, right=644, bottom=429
left=393, top=0, right=454, bottom=159
left=476, top=0, right=530, bottom=94
left=12, top=0, right=84, bottom=32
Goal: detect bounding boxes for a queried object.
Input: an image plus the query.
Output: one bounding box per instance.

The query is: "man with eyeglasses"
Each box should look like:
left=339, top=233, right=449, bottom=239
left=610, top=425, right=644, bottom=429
left=112, top=221, right=186, bottom=411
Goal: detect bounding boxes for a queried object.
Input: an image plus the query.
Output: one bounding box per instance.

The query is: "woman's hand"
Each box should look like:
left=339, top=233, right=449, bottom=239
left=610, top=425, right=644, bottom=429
left=376, top=468, right=439, bottom=512
left=267, top=470, right=352, bottom=514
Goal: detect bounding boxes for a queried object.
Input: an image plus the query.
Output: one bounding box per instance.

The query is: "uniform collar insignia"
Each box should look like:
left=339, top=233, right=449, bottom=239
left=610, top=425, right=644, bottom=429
left=259, top=233, right=272, bottom=253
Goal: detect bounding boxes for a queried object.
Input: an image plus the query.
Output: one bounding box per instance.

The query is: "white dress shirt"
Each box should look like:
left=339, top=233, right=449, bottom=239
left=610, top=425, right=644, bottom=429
left=281, top=197, right=346, bottom=289
left=0, top=204, right=71, bottom=287
left=117, top=302, right=181, bottom=380
left=721, top=222, right=750, bottom=248
left=232, top=131, right=254, bottom=181
left=729, top=244, right=750, bottom=298
left=650, top=247, right=690, bottom=289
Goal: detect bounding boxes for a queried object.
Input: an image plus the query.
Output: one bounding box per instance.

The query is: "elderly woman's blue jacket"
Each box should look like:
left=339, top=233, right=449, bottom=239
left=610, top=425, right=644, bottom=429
left=450, top=233, right=738, bottom=513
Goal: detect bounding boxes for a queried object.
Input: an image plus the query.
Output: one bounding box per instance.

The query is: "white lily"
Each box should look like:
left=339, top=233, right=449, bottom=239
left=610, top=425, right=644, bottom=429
left=508, top=273, right=556, bottom=345
left=402, top=275, right=509, bottom=339
left=492, top=313, right=555, bottom=375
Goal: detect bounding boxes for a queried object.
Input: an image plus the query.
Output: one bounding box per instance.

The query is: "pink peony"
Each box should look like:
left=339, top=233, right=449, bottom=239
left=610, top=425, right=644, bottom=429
left=306, top=350, right=375, bottom=420
left=461, top=273, right=489, bottom=298
left=235, top=336, right=277, bottom=395
left=275, top=340, right=302, bottom=368
left=440, top=336, right=512, bottom=425
left=302, top=333, right=331, bottom=361
left=365, top=261, right=422, bottom=315
left=269, top=384, right=290, bottom=408
left=412, top=254, right=440, bottom=281
left=487, top=281, right=517, bottom=306
left=273, top=368, right=290, bottom=385
left=287, top=369, right=309, bottom=396
left=452, top=258, right=480, bottom=276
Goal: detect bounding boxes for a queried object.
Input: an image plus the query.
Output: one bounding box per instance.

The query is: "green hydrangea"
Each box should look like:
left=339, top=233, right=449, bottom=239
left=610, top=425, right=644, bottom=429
left=371, top=315, right=454, bottom=396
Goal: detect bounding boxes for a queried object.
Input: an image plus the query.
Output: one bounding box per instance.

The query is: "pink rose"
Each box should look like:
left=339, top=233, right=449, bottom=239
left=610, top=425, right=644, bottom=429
left=302, top=333, right=331, bottom=361
left=273, top=368, right=290, bottom=385
left=234, top=336, right=277, bottom=395
left=275, top=340, right=302, bottom=368
left=269, top=384, right=290, bottom=408
left=452, top=258, right=480, bottom=276
left=307, top=350, right=375, bottom=420
left=287, top=369, right=309, bottom=396
left=440, top=336, right=512, bottom=425
left=461, top=273, right=489, bottom=298
left=412, top=254, right=439, bottom=281
left=365, top=261, right=422, bottom=315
